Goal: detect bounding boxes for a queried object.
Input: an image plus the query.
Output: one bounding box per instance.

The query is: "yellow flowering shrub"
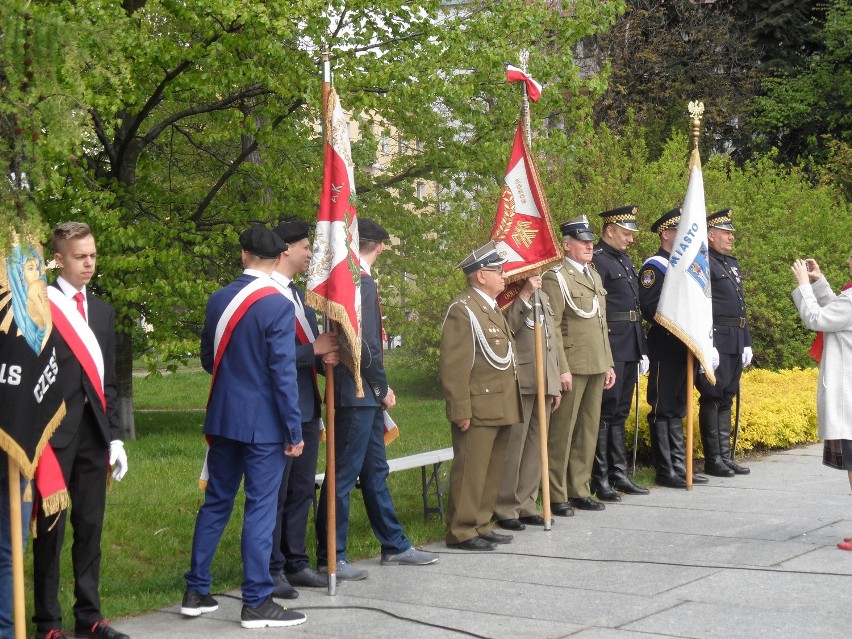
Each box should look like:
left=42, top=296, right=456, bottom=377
left=626, top=367, right=819, bottom=457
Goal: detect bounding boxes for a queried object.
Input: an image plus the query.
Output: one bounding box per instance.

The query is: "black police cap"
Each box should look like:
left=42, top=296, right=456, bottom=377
left=707, top=208, right=735, bottom=231
left=651, top=208, right=681, bottom=233
left=599, top=205, right=639, bottom=232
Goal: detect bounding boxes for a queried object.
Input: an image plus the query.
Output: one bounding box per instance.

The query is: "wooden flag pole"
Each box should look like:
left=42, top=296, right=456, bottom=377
left=8, top=457, right=26, bottom=639
left=533, top=288, right=552, bottom=530
left=517, top=51, right=551, bottom=529
left=320, top=51, right=337, bottom=596
left=685, top=351, right=694, bottom=491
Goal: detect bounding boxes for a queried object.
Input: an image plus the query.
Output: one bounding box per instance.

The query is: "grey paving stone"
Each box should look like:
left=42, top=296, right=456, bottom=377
left=110, top=443, right=852, bottom=639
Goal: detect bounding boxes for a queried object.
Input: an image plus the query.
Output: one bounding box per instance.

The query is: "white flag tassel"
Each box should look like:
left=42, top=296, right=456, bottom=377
left=654, top=147, right=716, bottom=385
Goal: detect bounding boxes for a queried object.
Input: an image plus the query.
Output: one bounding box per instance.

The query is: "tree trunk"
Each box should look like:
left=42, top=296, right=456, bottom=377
left=116, top=331, right=136, bottom=440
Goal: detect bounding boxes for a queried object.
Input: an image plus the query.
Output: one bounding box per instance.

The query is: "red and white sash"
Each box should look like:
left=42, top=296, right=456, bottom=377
left=199, top=275, right=281, bottom=488
left=47, top=286, right=106, bottom=412
left=271, top=273, right=316, bottom=345
left=271, top=272, right=321, bottom=407
left=209, top=275, right=282, bottom=401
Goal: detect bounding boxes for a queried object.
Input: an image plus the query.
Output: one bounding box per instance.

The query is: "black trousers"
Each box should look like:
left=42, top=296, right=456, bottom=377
left=696, top=353, right=742, bottom=410
left=270, top=417, right=321, bottom=575
left=600, top=359, right=638, bottom=428
left=646, top=359, right=688, bottom=423
left=33, top=405, right=108, bottom=631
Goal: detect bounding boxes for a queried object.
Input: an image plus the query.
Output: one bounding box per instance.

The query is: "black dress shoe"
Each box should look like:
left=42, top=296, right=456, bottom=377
left=480, top=530, right=513, bottom=544
left=518, top=514, right=546, bottom=526
left=591, top=485, right=622, bottom=502
left=657, top=473, right=687, bottom=489
left=286, top=567, right=327, bottom=588
left=724, top=458, right=750, bottom=475
left=74, top=621, right=129, bottom=639
left=690, top=473, right=709, bottom=484
left=497, top=518, right=526, bottom=531
left=704, top=460, right=735, bottom=477
left=448, top=537, right=497, bottom=551
left=569, top=497, right=605, bottom=511
left=271, top=570, right=299, bottom=599
left=611, top=476, right=651, bottom=495
left=550, top=502, right=574, bottom=517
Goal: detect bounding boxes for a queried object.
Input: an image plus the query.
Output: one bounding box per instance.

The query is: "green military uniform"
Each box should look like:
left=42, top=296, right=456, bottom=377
left=441, top=286, right=522, bottom=545
left=494, top=290, right=561, bottom=522
left=543, top=259, right=614, bottom=503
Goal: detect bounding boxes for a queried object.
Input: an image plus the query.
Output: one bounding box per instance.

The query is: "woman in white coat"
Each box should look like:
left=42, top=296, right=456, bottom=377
left=791, top=253, right=852, bottom=550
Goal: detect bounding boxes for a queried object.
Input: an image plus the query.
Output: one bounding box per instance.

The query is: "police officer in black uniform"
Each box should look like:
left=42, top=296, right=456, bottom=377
left=639, top=208, right=708, bottom=488
left=590, top=206, right=649, bottom=500
left=696, top=209, right=751, bottom=477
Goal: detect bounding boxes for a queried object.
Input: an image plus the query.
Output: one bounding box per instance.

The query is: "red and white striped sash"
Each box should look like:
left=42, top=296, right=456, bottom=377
left=209, top=276, right=282, bottom=402
left=47, top=286, right=105, bottom=412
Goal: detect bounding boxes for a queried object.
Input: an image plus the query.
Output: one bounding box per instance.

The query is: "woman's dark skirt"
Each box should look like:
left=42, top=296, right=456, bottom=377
left=823, top=439, right=852, bottom=471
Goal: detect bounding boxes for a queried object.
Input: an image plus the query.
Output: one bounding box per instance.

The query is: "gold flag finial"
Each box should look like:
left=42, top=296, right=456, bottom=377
left=688, top=101, right=704, bottom=150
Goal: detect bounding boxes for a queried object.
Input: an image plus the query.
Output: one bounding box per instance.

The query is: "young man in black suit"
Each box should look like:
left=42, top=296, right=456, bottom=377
left=33, top=222, right=129, bottom=639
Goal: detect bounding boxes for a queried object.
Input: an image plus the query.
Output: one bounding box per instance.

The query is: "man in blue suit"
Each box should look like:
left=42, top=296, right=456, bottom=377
left=268, top=220, right=339, bottom=595
left=182, top=226, right=306, bottom=629
left=315, top=218, right=438, bottom=581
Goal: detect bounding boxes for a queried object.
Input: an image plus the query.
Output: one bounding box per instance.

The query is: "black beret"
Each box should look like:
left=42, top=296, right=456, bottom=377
left=358, top=218, right=390, bottom=242
left=239, top=226, right=286, bottom=259
left=707, top=208, right=735, bottom=231
left=273, top=219, right=313, bottom=245
left=599, top=205, right=639, bottom=231
left=651, top=208, right=681, bottom=233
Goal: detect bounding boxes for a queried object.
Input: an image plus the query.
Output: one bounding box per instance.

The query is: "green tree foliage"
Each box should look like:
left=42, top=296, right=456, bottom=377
left=0, top=1, right=86, bottom=243
left=590, top=0, right=760, bottom=161
left=20, top=0, right=622, bottom=430
left=727, top=0, right=826, bottom=74
left=750, top=0, right=852, bottom=184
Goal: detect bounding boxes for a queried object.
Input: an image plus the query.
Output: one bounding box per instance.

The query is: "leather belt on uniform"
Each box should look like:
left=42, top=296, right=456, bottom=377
left=714, top=315, right=746, bottom=328
left=608, top=310, right=640, bottom=322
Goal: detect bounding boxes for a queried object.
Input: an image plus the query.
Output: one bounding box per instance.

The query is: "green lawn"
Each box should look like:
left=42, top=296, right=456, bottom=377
left=27, top=350, right=653, bottom=628
left=26, top=351, right=452, bottom=626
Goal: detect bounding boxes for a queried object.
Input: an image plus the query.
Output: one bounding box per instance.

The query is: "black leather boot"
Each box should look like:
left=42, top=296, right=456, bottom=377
left=700, top=404, right=734, bottom=477
left=718, top=407, right=750, bottom=475
left=591, top=423, right=621, bottom=502
left=668, top=418, right=708, bottom=484
left=650, top=420, right=686, bottom=488
left=608, top=425, right=649, bottom=495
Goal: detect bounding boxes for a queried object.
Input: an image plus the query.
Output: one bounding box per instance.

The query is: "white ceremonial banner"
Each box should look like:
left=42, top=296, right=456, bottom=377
left=655, top=156, right=716, bottom=385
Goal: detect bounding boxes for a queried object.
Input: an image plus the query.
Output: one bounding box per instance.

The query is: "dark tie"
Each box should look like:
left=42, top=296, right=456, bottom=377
left=289, top=282, right=303, bottom=310
left=73, top=291, right=86, bottom=322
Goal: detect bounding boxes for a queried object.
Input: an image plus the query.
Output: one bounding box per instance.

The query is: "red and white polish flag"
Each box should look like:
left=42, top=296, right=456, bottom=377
left=506, top=64, right=542, bottom=102
left=306, top=88, right=364, bottom=397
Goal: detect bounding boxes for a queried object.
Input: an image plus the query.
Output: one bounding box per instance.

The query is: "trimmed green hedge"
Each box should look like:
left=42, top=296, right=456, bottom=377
left=626, top=366, right=819, bottom=459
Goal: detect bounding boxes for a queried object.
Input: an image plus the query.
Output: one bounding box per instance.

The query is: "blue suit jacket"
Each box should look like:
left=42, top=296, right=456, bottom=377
left=291, top=284, right=323, bottom=423
left=200, top=273, right=302, bottom=445
left=334, top=272, right=387, bottom=408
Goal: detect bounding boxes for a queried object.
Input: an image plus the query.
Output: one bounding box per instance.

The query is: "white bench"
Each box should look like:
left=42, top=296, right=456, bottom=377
left=314, top=447, right=454, bottom=522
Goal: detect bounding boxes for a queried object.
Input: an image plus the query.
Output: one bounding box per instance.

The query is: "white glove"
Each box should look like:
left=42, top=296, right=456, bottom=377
left=639, top=355, right=650, bottom=376
left=742, top=346, right=753, bottom=367
left=712, top=347, right=720, bottom=371
left=109, top=440, right=128, bottom=481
